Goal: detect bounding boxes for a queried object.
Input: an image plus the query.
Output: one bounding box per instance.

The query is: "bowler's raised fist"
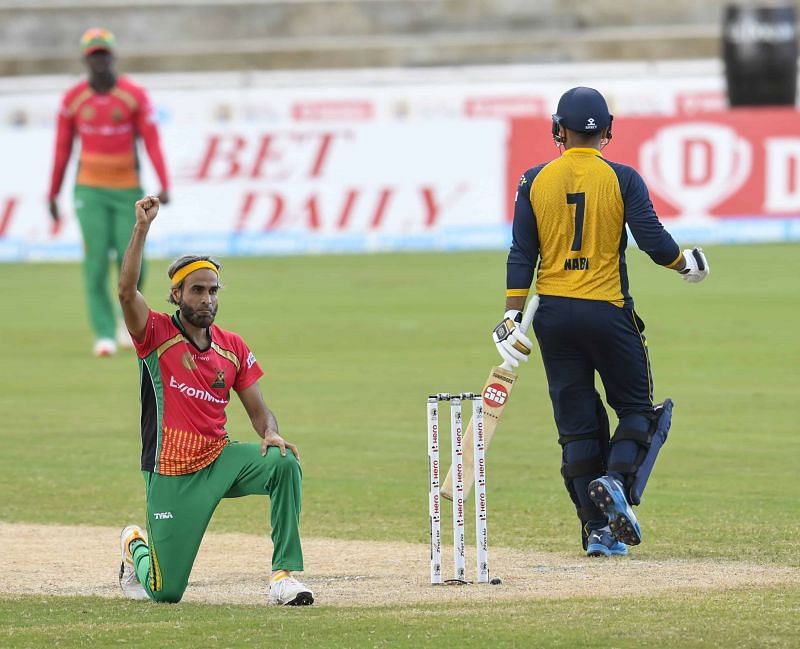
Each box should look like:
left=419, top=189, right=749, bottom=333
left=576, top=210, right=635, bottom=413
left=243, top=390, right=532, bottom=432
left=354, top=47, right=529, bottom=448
left=135, top=195, right=160, bottom=226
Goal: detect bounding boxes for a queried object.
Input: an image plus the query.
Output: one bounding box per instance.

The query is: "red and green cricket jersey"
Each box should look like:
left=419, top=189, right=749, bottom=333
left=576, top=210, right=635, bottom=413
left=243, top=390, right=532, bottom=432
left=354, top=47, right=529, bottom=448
left=133, top=310, right=264, bottom=475
left=49, top=76, right=169, bottom=198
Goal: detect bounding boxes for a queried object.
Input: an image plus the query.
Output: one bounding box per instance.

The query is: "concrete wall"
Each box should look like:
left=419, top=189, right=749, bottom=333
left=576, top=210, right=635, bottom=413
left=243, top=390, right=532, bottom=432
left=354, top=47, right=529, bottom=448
left=0, top=0, right=795, bottom=74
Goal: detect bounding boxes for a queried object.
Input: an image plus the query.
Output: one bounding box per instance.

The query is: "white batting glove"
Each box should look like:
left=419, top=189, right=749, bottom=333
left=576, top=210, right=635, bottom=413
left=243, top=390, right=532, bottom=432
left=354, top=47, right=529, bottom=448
left=679, top=247, right=710, bottom=283
left=492, top=310, right=533, bottom=368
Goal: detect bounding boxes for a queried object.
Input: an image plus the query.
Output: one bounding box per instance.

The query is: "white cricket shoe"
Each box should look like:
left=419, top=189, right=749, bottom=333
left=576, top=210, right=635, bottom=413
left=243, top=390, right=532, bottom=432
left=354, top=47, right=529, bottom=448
left=116, top=322, right=135, bottom=349
left=268, top=574, right=314, bottom=606
left=119, top=524, right=149, bottom=601
left=93, top=338, right=117, bottom=357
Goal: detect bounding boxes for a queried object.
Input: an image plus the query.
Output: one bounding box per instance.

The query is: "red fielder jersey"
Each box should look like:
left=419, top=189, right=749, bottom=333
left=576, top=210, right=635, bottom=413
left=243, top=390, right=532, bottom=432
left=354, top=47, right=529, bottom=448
left=133, top=310, right=264, bottom=475
left=48, top=76, right=169, bottom=198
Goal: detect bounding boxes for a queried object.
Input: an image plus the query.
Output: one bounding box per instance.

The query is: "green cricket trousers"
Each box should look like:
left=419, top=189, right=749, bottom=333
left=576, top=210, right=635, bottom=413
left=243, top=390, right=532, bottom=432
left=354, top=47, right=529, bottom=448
left=74, top=185, right=144, bottom=341
left=131, top=442, right=305, bottom=603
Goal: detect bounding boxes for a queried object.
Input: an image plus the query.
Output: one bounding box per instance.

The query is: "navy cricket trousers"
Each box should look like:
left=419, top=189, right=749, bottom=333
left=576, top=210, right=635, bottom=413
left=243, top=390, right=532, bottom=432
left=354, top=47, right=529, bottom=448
left=532, top=295, right=654, bottom=529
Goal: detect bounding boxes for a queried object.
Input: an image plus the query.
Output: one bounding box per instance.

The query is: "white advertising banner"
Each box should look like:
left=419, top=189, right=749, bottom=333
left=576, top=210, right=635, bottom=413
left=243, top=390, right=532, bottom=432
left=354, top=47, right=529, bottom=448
left=0, top=119, right=508, bottom=261
left=1, top=63, right=798, bottom=262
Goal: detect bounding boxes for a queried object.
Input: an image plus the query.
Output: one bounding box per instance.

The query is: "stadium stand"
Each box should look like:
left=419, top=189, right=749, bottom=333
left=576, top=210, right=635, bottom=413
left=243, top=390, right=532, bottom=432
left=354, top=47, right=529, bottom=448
left=0, top=0, right=734, bottom=75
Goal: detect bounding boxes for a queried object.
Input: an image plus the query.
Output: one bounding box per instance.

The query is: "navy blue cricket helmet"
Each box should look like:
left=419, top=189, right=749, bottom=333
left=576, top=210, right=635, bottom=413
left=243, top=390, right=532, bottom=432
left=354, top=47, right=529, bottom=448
left=551, top=87, right=613, bottom=142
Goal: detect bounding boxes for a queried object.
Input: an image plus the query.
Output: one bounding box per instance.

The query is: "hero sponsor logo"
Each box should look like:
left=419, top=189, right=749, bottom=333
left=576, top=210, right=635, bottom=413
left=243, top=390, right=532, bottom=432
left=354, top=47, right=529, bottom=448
left=431, top=457, right=439, bottom=483
left=169, top=376, right=228, bottom=404
left=477, top=456, right=486, bottom=483
left=456, top=496, right=465, bottom=527
left=483, top=383, right=508, bottom=407
left=475, top=417, right=485, bottom=446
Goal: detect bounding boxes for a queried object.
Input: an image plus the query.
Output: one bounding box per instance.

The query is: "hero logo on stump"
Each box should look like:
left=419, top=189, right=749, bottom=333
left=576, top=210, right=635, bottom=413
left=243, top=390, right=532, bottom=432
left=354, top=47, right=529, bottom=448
left=483, top=383, right=508, bottom=407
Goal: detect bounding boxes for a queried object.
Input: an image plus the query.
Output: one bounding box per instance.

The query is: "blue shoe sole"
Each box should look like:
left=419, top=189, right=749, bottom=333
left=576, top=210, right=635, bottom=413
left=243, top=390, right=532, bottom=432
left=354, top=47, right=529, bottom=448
left=588, top=477, right=642, bottom=546
left=586, top=542, right=628, bottom=557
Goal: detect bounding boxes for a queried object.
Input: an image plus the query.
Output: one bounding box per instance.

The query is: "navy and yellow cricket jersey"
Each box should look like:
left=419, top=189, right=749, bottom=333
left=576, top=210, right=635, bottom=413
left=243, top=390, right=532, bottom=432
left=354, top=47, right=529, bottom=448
left=507, top=148, right=681, bottom=307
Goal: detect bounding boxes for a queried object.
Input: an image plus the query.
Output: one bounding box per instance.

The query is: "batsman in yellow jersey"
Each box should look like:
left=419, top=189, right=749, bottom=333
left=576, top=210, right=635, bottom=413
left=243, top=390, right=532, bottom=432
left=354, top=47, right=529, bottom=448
left=492, top=87, right=710, bottom=556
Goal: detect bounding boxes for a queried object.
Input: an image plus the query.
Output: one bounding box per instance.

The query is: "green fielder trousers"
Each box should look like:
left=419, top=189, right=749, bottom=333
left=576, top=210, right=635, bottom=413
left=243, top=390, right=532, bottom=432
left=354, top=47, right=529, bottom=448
left=74, top=185, right=144, bottom=341
left=131, top=442, right=305, bottom=603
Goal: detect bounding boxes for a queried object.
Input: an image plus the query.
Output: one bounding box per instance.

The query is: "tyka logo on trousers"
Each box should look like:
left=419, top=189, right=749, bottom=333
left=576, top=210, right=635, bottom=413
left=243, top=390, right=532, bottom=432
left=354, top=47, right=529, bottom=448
left=153, top=512, right=174, bottom=520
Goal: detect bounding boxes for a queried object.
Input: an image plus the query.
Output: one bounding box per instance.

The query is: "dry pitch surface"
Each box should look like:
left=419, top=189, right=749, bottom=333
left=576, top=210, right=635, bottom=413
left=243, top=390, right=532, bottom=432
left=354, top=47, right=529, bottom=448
left=2, top=522, right=797, bottom=607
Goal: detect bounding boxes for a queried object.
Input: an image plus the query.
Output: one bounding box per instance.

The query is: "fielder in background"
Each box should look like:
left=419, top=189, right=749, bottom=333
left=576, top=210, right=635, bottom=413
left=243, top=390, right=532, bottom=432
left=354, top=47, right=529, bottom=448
left=493, top=87, right=709, bottom=557
left=116, top=195, right=313, bottom=606
left=49, top=28, right=170, bottom=357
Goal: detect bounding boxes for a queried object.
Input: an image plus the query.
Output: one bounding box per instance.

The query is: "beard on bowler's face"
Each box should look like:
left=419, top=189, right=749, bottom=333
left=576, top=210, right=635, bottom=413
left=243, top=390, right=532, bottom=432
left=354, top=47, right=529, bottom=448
left=179, top=299, right=218, bottom=328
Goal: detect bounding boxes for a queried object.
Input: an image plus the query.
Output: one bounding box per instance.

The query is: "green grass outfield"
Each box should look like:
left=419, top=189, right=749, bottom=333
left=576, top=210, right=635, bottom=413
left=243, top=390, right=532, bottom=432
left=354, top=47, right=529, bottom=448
left=1, top=243, right=798, bottom=648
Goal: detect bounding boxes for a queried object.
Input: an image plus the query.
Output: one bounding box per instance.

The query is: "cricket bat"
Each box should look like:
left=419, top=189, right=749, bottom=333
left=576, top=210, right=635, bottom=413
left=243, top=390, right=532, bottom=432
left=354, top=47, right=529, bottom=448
left=441, top=295, right=539, bottom=501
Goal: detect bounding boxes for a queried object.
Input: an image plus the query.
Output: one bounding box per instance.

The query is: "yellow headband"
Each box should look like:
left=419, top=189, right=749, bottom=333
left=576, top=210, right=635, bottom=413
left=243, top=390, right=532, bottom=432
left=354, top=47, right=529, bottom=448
left=170, top=260, right=219, bottom=287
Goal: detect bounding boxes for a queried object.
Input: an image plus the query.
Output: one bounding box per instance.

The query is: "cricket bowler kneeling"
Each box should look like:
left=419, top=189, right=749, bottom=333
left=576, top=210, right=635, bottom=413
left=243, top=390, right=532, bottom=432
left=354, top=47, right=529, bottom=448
left=116, top=195, right=313, bottom=606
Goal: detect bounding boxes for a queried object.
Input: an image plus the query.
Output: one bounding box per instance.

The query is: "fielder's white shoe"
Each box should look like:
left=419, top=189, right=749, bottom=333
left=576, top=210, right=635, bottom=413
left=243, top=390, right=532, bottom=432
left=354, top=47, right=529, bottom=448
left=268, top=573, right=314, bottom=606
left=119, top=524, right=149, bottom=601
left=116, top=322, right=135, bottom=350
left=93, top=338, right=117, bottom=357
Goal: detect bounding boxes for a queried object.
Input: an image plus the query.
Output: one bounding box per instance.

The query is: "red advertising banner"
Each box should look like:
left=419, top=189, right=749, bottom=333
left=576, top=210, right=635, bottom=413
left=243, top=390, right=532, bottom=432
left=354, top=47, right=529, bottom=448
left=507, top=109, right=800, bottom=222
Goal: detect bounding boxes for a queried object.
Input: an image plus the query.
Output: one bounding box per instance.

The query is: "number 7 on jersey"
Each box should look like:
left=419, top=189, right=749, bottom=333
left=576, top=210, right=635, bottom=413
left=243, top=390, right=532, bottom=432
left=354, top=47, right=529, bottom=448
left=567, top=192, right=585, bottom=251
